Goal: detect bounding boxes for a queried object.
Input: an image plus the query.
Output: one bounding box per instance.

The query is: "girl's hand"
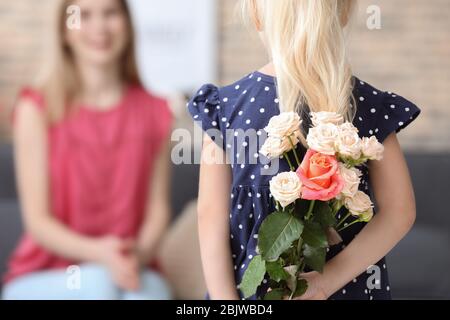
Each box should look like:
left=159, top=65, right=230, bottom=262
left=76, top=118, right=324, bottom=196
left=96, top=236, right=141, bottom=292
left=286, top=271, right=329, bottom=300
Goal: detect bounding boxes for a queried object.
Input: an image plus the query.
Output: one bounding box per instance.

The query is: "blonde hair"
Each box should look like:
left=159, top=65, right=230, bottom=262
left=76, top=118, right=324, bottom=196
left=35, top=0, right=141, bottom=123
left=242, top=0, right=356, bottom=140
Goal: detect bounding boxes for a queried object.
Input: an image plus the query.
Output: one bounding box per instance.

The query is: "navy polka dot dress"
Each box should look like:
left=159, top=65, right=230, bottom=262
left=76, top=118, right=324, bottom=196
left=187, top=71, right=421, bottom=300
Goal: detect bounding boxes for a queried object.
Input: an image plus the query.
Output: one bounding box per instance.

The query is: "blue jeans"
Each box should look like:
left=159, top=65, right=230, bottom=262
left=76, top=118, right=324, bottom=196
left=2, top=264, right=173, bottom=300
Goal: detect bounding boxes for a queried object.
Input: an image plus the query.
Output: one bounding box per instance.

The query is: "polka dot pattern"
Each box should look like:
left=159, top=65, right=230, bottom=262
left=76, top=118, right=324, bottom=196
left=188, top=71, right=421, bottom=300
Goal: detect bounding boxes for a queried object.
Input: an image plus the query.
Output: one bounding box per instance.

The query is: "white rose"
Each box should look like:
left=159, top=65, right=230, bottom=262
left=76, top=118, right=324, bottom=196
left=339, top=164, right=362, bottom=198
left=306, top=123, right=339, bottom=155
left=358, top=209, right=374, bottom=222
left=264, top=112, right=302, bottom=141
left=336, top=123, right=362, bottom=160
left=344, top=191, right=374, bottom=220
left=260, top=136, right=299, bottom=159
left=311, top=111, right=344, bottom=127
left=269, top=172, right=302, bottom=208
left=361, top=136, right=384, bottom=161
left=340, top=122, right=359, bottom=134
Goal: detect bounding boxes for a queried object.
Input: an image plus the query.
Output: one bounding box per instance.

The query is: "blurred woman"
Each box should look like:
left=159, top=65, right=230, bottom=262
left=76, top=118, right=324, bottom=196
left=2, top=0, right=173, bottom=300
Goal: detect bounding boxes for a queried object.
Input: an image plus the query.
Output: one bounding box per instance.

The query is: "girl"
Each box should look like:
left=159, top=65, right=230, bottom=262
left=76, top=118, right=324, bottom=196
left=188, top=0, right=420, bottom=300
left=3, top=0, right=173, bottom=300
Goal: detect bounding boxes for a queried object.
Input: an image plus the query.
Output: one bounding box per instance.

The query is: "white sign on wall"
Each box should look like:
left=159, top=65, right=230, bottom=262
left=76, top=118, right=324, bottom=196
left=129, top=0, right=218, bottom=95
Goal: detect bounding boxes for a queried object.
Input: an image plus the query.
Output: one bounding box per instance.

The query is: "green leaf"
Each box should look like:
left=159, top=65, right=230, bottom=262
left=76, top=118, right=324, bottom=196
left=303, top=244, right=327, bottom=273
left=267, top=278, right=282, bottom=288
left=239, top=255, right=266, bottom=298
left=302, top=221, right=328, bottom=248
left=258, top=212, right=304, bottom=261
left=314, top=202, right=336, bottom=227
left=263, top=288, right=286, bottom=300
left=294, top=199, right=311, bottom=219
left=266, top=260, right=290, bottom=282
left=283, top=265, right=299, bottom=292
left=280, top=246, right=297, bottom=266
left=293, top=279, right=308, bottom=298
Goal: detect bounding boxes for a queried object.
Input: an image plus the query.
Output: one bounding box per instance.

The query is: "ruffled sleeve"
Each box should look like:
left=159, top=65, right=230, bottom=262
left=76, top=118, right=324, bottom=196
left=11, top=87, right=46, bottom=124
left=373, top=92, right=421, bottom=143
left=187, top=84, right=225, bottom=148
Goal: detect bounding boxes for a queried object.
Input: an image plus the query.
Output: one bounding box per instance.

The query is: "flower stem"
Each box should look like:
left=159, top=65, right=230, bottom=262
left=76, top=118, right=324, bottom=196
left=298, top=260, right=305, bottom=274
left=297, top=238, right=303, bottom=257
left=283, top=152, right=295, bottom=171
left=287, top=136, right=301, bottom=167
left=336, top=211, right=352, bottom=229
left=337, top=218, right=361, bottom=232
left=305, top=200, right=316, bottom=220
left=331, top=199, right=344, bottom=215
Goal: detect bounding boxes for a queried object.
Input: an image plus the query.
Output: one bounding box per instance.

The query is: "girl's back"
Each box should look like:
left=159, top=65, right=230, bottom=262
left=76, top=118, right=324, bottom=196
left=189, top=70, right=420, bottom=300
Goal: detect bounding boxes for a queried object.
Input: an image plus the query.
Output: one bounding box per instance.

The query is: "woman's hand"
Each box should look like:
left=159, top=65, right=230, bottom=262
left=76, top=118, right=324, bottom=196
left=290, top=272, right=329, bottom=300
left=95, top=236, right=141, bottom=292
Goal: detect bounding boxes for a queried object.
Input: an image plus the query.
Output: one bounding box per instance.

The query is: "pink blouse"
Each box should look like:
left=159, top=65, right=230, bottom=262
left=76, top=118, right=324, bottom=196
left=4, top=85, right=173, bottom=283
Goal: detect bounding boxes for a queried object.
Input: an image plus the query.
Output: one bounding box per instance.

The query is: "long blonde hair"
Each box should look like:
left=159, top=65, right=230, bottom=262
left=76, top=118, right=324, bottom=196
left=35, top=0, right=141, bottom=123
left=242, top=0, right=356, bottom=138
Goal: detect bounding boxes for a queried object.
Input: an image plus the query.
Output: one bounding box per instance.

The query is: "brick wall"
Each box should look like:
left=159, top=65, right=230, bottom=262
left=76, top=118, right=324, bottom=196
left=0, top=0, right=54, bottom=138
left=1, top=0, right=449, bottom=151
left=219, top=0, right=450, bottom=152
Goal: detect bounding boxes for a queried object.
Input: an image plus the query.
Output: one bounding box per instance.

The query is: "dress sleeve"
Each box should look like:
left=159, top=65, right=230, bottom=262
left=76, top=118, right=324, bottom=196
left=151, top=97, right=174, bottom=156
left=11, top=87, right=46, bottom=124
left=187, top=84, right=225, bottom=148
left=373, top=91, right=421, bottom=144
left=157, top=99, right=174, bottom=142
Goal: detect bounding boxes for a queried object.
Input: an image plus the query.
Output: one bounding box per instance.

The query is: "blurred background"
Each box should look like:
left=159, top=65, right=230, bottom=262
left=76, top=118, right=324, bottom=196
left=0, top=0, right=449, bottom=299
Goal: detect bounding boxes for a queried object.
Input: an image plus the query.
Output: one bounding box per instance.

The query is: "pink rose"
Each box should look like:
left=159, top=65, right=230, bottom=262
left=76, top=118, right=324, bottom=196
left=296, top=149, right=345, bottom=201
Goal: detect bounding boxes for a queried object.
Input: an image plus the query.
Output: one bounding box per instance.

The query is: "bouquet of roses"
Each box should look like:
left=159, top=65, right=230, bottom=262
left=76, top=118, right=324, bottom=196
left=239, top=111, right=384, bottom=300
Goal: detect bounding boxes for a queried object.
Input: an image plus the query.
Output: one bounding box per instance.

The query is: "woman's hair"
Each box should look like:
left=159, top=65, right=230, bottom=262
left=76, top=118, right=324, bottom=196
left=241, top=0, right=356, bottom=141
left=35, top=0, right=141, bottom=123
